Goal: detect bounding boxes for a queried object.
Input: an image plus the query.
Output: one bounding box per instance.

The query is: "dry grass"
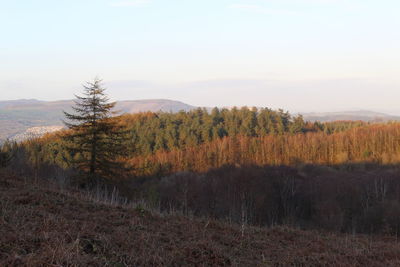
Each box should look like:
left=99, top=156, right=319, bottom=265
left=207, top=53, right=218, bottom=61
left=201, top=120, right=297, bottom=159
left=1, top=171, right=400, bottom=266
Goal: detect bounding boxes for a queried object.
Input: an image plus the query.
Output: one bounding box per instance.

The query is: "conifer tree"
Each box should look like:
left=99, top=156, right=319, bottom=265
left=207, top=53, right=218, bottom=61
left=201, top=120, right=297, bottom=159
left=63, top=78, right=127, bottom=185
left=290, top=115, right=306, bottom=134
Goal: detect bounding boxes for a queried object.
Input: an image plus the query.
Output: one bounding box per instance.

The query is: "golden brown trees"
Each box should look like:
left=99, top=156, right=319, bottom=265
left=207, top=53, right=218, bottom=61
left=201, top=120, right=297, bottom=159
left=126, top=123, right=400, bottom=177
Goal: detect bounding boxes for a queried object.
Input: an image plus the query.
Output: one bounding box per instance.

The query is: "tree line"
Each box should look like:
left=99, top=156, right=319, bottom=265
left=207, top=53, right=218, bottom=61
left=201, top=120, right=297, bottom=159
left=121, top=109, right=369, bottom=156
left=14, top=109, right=372, bottom=178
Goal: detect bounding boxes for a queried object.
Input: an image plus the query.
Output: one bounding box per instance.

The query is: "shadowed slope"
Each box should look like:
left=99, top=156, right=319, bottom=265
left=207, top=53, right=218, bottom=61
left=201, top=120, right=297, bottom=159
left=1, top=172, right=400, bottom=266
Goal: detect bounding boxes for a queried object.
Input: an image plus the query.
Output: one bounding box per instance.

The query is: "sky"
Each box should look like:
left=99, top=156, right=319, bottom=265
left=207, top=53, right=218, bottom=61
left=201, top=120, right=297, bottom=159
left=1, top=0, right=400, bottom=113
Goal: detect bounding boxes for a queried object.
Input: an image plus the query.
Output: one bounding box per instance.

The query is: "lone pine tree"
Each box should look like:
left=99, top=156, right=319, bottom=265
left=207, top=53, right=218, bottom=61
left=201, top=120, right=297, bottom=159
left=63, top=78, right=127, bottom=184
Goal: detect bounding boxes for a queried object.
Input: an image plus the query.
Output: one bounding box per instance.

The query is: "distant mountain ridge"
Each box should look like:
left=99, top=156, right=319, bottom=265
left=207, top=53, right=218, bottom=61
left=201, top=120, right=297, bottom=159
left=0, top=99, right=44, bottom=108
left=301, top=110, right=400, bottom=122
left=116, top=99, right=195, bottom=113
left=0, top=98, right=194, bottom=113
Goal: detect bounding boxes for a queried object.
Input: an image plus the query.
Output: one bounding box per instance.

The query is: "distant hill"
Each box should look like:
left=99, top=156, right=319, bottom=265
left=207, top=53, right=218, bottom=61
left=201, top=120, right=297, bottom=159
left=302, top=110, right=400, bottom=122
left=116, top=99, right=194, bottom=113
left=0, top=99, right=196, bottom=141
left=0, top=99, right=44, bottom=109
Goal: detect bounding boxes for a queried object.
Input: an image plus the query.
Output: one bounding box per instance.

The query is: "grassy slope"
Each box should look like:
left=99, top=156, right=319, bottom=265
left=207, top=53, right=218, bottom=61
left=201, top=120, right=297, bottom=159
left=1, top=172, right=400, bottom=266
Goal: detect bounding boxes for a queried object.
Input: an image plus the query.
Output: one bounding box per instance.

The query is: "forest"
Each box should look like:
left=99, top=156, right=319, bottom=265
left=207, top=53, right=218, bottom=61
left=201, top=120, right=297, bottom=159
left=2, top=102, right=400, bottom=236
left=11, top=107, right=369, bottom=172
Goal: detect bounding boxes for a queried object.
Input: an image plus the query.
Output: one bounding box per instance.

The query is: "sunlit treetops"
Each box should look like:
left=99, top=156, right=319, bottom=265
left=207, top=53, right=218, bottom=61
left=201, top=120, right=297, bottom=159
left=15, top=104, right=393, bottom=178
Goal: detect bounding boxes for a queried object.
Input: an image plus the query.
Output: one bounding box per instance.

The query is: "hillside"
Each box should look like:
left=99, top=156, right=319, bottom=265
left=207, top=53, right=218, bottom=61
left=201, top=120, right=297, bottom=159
left=2, top=171, right=400, bottom=266
left=8, top=126, right=65, bottom=142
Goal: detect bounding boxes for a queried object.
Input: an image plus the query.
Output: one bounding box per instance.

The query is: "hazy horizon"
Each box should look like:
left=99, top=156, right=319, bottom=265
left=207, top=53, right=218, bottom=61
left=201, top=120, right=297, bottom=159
left=1, top=0, right=399, bottom=113
left=2, top=96, right=400, bottom=116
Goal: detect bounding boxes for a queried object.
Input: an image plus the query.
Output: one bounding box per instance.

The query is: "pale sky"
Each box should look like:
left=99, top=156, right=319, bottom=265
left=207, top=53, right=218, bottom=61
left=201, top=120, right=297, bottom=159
left=1, top=0, right=400, bottom=113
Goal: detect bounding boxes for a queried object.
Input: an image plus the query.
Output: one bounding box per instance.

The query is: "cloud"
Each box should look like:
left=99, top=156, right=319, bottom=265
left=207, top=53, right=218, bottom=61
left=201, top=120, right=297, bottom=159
left=229, top=4, right=298, bottom=15
left=109, top=0, right=150, bottom=7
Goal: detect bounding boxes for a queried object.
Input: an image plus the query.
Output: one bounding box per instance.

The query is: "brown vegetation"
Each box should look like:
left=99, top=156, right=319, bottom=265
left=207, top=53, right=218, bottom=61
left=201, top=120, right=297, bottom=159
left=2, top=171, right=400, bottom=266
left=129, top=123, right=400, bottom=176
